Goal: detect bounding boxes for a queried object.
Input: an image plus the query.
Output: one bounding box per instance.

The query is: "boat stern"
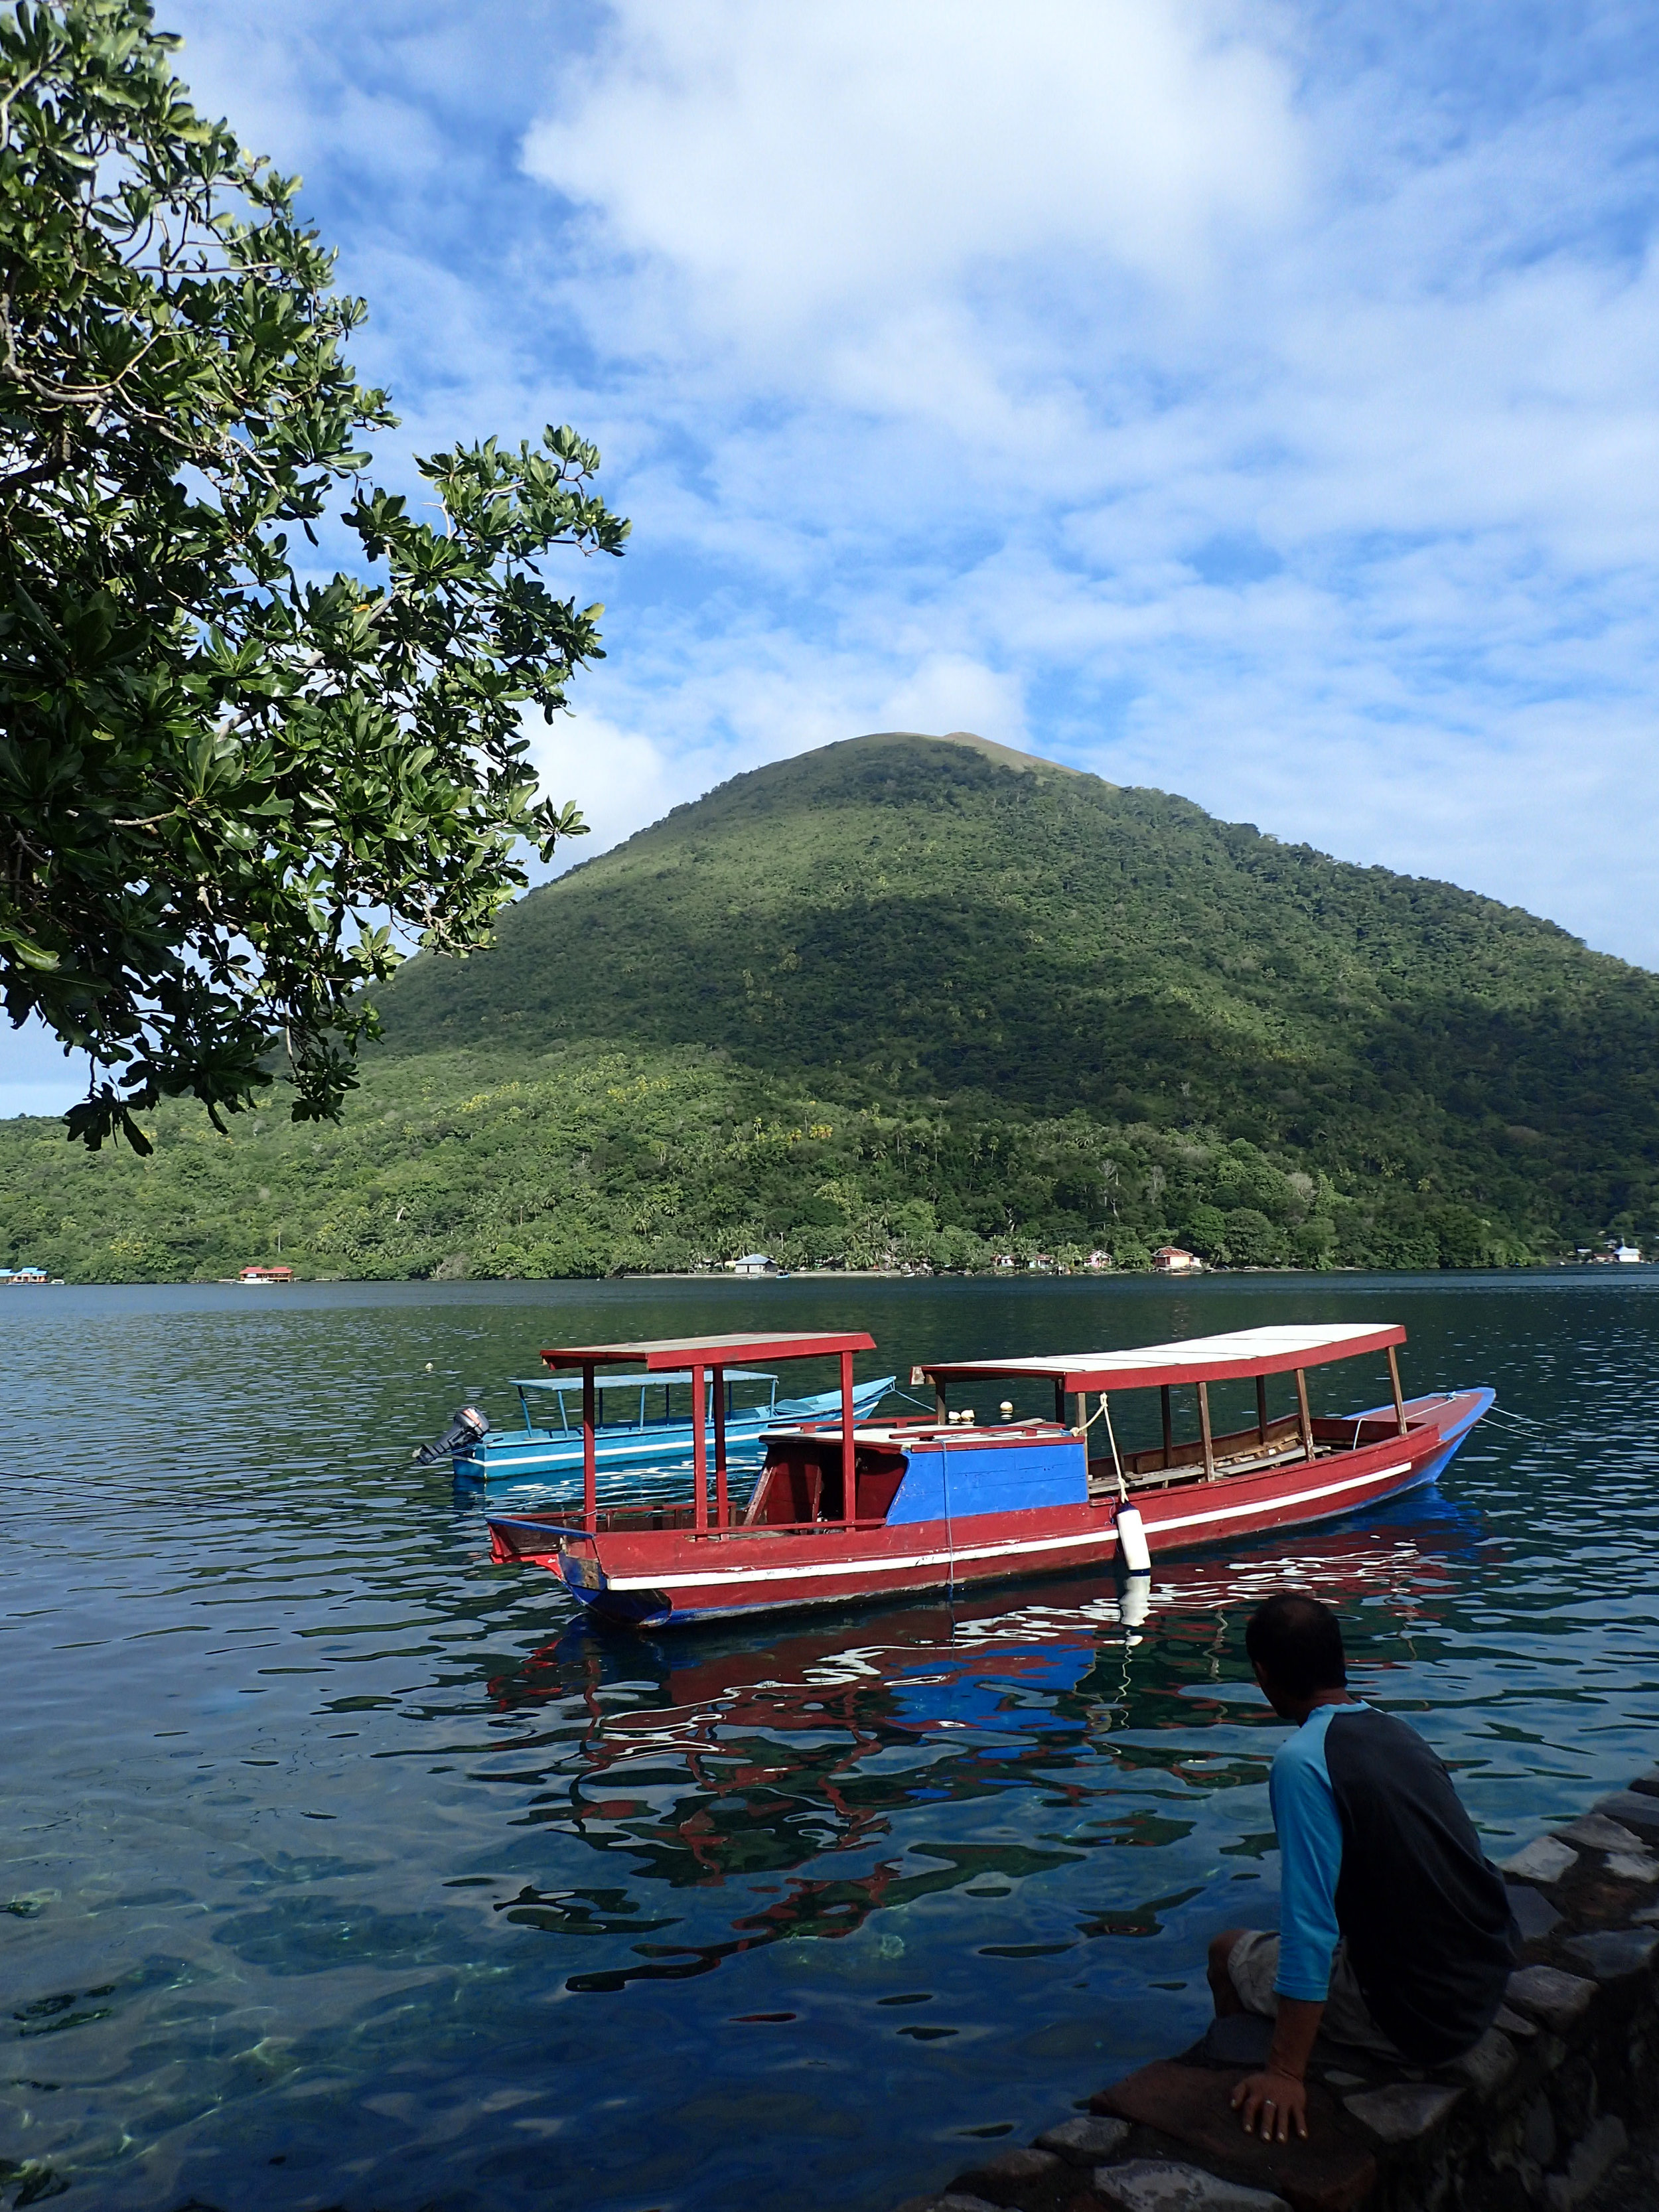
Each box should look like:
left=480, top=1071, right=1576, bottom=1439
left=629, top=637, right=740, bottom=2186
left=484, top=1513, right=678, bottom=1628
left=487, top=1512, right=577, bottom=1572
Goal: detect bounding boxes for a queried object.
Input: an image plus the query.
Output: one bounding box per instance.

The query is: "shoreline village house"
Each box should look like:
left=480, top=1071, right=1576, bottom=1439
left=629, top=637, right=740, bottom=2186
left=238, top=1265, right=295, bottom=1284
left=728, top=1254, right=776, bottom=1277
left=1153, top=1246, right=1202, bottom=1275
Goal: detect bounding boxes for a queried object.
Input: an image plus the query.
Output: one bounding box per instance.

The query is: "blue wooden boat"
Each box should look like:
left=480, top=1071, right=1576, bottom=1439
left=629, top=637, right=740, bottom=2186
left=424, top=1366, right=896, bottom=1486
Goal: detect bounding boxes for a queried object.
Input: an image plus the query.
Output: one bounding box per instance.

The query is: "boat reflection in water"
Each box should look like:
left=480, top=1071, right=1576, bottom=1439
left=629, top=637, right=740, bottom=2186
left=481, top=1497, right=1482, bottom=1998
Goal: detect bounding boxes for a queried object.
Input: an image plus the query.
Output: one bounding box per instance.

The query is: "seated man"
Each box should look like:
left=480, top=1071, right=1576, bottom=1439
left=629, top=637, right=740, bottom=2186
left=1208, top=1590, right=1518, bottom=2143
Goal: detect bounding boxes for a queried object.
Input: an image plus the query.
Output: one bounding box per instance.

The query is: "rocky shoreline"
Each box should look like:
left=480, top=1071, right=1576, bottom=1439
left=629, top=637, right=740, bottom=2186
left=896, top=1768, right=1659, bottom=2212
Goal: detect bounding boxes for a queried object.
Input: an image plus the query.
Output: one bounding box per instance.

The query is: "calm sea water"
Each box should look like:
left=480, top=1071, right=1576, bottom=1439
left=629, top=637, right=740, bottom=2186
left=3, top=1272, right=1657, bottom=2212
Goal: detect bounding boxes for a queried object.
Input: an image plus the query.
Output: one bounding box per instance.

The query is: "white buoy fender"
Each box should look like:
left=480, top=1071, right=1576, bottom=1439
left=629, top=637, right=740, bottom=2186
left=1115, top=1502, right=1151, bottom=1576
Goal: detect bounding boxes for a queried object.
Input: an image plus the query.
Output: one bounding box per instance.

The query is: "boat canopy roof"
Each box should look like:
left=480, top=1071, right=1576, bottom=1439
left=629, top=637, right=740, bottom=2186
left=513, top=1368, right=778, bottom=1392
left=539, top=1330, right=875, bottom=1372
left=924, top=1322, right=1406, bottom=1396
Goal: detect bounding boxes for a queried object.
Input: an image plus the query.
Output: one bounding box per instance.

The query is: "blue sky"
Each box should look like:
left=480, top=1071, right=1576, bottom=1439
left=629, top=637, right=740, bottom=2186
left=9, top=0, right=1659, bottom=1112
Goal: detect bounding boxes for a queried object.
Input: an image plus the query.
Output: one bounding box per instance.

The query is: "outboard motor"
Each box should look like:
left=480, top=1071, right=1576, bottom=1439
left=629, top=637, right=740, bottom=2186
left=413, top=1406, right=489, bottom=1466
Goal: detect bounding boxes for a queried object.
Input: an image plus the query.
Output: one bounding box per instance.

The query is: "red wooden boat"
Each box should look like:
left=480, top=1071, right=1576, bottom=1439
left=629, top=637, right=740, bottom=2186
left=484, top=1323, right=1492, bottom=1630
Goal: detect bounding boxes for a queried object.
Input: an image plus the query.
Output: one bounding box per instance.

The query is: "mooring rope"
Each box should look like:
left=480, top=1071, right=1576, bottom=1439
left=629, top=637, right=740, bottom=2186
left=1070, top=1392, right=1130, bottom=1497
left=1481, top=1403, right=1547, bottom=1431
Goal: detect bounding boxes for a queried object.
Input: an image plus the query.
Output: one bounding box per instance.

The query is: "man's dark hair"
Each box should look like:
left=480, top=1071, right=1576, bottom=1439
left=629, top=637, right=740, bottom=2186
left=1246, top=1591, right=1347, bottom=1698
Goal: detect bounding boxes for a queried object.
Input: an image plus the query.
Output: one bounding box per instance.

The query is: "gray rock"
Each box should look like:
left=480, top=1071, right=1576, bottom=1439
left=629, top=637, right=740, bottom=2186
left=1035, top=2115, right=1131, bottom=2164
left=1628, top=1769, right=1659, bottom=1799
left=958, top=2148, right=1062, bottom=2186
left=1544, top=2114, right=1629, bottom=2211
left=1439, top=2026, right=1517, bottom=2097
left=1557, top=1813, right=1643, bottom=1852
left=1342, top=2082, right=1463, bottom=2142
left=1093, top=2162, right=1289, bottom=2212
left=1493, top=2003, right=1538, bottom=2039
left=1593, top=1791, right=1659, bottom=1838
left=1605, top=1850, right=1659, bottom=1882
left=1563, top=1927, right=1659, bottom=1981
left=1504, top=1964, right=1597, bottom=2029
left=1507, top=1882, right=1564, bottom=1940
left=931, top=2197, right=1003, bottom=2212
left=1522, top=2095, right=1557, bottom=2170
left=1501, top=1836, right=1579, bottom=1883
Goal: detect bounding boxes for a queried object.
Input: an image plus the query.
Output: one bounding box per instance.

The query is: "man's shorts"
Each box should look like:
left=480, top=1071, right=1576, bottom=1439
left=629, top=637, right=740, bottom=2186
left=1226, top=1931, right=1402, bottom=2059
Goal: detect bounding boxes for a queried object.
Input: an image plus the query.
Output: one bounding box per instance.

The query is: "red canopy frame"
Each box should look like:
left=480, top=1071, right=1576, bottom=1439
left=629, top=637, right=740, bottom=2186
left=538, top=1331, right=877, bottom=1532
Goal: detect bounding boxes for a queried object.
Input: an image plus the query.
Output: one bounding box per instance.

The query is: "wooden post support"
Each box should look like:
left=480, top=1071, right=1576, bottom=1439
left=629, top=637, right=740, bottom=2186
left=841, top=1350, right=857, bottom=1526
left=934, top=1374, right=948, bottom=1423
left=1295, top=1368, right=1314, bottom=1463
left=1387, top=1345, right=1408, bottom=1438
left=1053, top=1378, right=1066, bottom=1425
left=1197, top=1380, right=1216, bottom=1480
left=1161, top=1384, right=1174, bottom=1469
left=582, top=1364, right=597, bottom=1532
left=712, top=1365, right=728, bottom=1528
left=1256, top=1374, right=1269, bottom=1449
left=691, top=1361, right=707, bottom=1532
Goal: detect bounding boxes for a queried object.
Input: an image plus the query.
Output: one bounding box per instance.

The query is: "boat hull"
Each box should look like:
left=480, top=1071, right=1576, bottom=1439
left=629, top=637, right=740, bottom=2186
left=488, top=1388, right=1492, bottom=1629
left=457, top=1377, right=895, bottom=1484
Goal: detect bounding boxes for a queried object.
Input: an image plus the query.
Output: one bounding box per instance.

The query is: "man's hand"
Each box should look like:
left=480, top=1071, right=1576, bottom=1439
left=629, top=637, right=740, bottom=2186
left=1231, top=2066, right=1309, bottom=2142
left=1231, top=1992, right=1323, bottom=2141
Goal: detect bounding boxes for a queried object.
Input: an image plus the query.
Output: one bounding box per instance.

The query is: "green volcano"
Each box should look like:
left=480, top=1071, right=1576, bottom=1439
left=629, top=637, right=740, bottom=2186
left=5, top=731, right=1655, bottom=1280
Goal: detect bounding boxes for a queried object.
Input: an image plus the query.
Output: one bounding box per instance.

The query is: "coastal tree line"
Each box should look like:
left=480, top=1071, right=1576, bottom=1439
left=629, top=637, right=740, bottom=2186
left=0, top=1044, right=1592, bottom=1283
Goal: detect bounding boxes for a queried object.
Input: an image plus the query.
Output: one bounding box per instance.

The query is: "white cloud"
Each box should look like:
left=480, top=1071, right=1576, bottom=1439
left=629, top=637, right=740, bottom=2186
left=525, top=0, right=1301, bottom=354
left=528, top=707, right=682, bottom=861
left=877, top=657, right=1026, bottom=745
left=27, top=0, right=1659, bottom=992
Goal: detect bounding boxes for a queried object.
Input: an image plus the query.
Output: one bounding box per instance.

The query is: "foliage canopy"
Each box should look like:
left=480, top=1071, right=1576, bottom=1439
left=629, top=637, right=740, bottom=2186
left=0, top=0, right=626, bottom=1149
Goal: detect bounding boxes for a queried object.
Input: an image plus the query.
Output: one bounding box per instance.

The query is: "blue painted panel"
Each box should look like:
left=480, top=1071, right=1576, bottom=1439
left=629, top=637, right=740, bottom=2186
left=889, top=1451, right=947, bottom=1524
left=887, top=1437, right=1087, bottom=1525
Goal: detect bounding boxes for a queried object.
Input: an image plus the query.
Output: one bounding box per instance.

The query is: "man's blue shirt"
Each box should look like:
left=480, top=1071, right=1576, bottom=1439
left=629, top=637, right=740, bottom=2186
left=1268, top=1700, right=1362, bottom=2001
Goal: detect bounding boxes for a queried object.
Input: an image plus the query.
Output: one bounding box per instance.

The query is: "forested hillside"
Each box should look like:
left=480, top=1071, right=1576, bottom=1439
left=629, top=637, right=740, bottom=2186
left=3, top=730, right=1654, bottom=1280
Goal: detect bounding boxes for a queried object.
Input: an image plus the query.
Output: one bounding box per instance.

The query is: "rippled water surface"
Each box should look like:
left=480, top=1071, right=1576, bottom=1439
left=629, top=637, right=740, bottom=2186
left=3, top=1272, right=1658, bottom=2212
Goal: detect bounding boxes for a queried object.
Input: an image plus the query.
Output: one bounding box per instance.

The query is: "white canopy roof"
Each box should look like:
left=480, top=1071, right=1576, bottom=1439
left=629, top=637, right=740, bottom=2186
left=924, top=1322, right=1406, bottom=1395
